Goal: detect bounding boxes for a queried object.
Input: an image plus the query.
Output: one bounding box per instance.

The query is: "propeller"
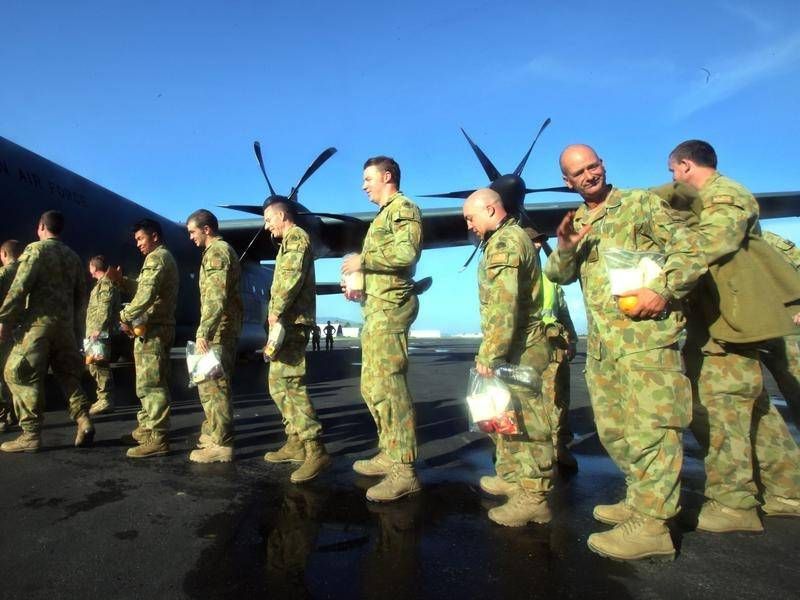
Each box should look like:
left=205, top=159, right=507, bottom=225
left=253, top=141, right=276, bottom=197
left=287, top=147, right=337, bottom=202
left=513, top=117, right=550, bottom=176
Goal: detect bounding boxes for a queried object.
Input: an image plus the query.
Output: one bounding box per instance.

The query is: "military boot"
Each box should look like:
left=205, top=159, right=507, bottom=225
left=264, top=434, right=305, bottom=463
left=290, top=440, right=332, bottom=483
left=696, top=500, right=763, bottom=533
left=88, top=399, right=114, bottom=416
left=353, top=452, right=392, bottom=477
left=488, top=490, right=551, bottom=526
left=479, top=475, right=518, bottom=497
left=587, top=514, right=675, bottom=561
left=74, top=414, right=95, bottom=448
left=197, top=432, right=212, bottom=449
left=189, top=443, right=233, bottom=463
left=120, top=426, right=150, bottom=446
left=366, top=463, right=422, bottom=502
left=762, top=496, right=800, bottom=518
left=0, top=431, right=41, bottom=453
left=126, top=433, right=169, bottom=458
left=593, top=500, right=634, bottom=526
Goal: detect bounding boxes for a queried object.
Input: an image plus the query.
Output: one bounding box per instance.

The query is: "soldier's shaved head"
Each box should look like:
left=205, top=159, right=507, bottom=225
left=1, top=240, right=22, bottom=261
left=559, top=144, right=608, bottom=205
left=559, top=144, right=600, bottom=174
left=463, top=188, right=507, bottom=239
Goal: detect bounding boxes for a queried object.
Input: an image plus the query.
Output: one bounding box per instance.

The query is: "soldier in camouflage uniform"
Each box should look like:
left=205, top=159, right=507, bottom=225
left=341, top=156, right=422, bottom=502
left=545, top=145, right=707, bottom=561
left=759, top=230, right=800, bottom=427
left=463, top=189, right=555, bottom=526
left=263, top=200, right=330, bottom=483
left=85, top=255, right=120, bottom=416
left=530, top=230, right=580, bottom=470
left=109, top=218, right=178, bottom=459
left=0, top=239, right=22, bottom=431
left=668, top=140, right=800, bottom=530
left=0, top=211, right=94, bottom=452
left=186, top=209, right=243, bottom=463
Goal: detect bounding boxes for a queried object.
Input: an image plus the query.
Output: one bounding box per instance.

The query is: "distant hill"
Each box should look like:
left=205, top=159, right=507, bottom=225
left=316, top=316, right=362, bottom=327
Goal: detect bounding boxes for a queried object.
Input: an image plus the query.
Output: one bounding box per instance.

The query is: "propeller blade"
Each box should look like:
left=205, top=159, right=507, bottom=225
left=513, top=118, right=551, bottom=176
left=524, top=186, right=574, bottom=194
left=239, top=227, right=263, bottom=262
left=419, top=189, right=477, bottom=200
left=413, top=276, right=433, bottom=295
left=296, top=211, right=365, bottom=225
left=254, top=141, right=277, bottom=197
left=460, top=128, right=501, bottom=182
left=458, top=242, right=484, bottom=273
left=287, top=147, right=337, bottom=202
left=218, top=204, right=265, bottom=216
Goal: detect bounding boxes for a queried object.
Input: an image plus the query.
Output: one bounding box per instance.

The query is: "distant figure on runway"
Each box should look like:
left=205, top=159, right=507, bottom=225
left=323, top=321, right=335, bottom=351
left=336, top=323, right=343, bottom=336
left=311, top=325, right=321, bottom=351
left=342, top=155, right=422, bottom=502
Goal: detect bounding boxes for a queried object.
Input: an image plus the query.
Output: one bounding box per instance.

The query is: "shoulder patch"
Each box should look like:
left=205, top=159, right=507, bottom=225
left=711, top=195, right=735, bottom=205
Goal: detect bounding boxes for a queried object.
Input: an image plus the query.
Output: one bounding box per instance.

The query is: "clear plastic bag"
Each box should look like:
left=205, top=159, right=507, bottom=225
left=263, top=321, right=286, bottom=362
left=465, top=368, right=520, bottom=435
left=83, top=335, right=109, bottom=365
left=340, top=253, right=365, bottom=303
left=603, top=248, right=665, bottom=296
left=186, top=341, right=224, bottom=387
left=494, top=363, right=542, bottom=390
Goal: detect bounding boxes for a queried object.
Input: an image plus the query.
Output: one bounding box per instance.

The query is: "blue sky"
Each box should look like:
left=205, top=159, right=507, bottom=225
left=2, top=1, right=799, bottom=333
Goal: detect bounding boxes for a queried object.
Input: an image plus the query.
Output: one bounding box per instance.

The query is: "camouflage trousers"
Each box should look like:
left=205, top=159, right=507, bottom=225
left=198, top=341, right=236, bottom=447
left=88, top=362, right=114, bottom=406
left=0, top=341, right=13, bottom=422
left=586, top=343, right=690, bottom=519
left=760, top=334, right=800, bottom=427
left=3, top=322, right=90, bottom=433
left=493, top=334, right=554, bottom=493
left=133, top=324, right=174, bottom=434
left=541, top=339, right=572, bottom=447
left=268, top=325, right=321, bottom=442
left=684, top=338, right=800, bottom=510
left=360, top=297, right=419, bottom=464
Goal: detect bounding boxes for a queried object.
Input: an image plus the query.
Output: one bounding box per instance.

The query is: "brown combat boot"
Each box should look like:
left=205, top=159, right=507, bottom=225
left=264, top=434, right=305, bottom=463
left=593, top=500, right=634, bottom=525
left=479, top=475, right=518, bottom=497
left=697, top=500, right=763, bottom=533
left=762, top=496, right=800, bottom=518
left=88, top=399, right=114, bottom=416
left=488, top=490, right=551, bottom=526
left=189, top=443, right=233, bottom=463
left=290, top=440, right=332, bottom=483
left=587, top=513, right=675, bottom=561
left=74, top=414, right=95, bottom=447
left=120, top=426, right=150, bottom=446
left=353, top=452, right=393, bottom=476
left=196, top=432, right=212, bottom=449
left=126, top=433, right=169, bottom=458
left=0, top=431, right=41, bottom=453
left=366, top=463, right=422, bottom=502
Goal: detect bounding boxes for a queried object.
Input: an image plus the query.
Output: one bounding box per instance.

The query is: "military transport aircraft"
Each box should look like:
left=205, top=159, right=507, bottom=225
left=1, top=130, right=798, bottom=349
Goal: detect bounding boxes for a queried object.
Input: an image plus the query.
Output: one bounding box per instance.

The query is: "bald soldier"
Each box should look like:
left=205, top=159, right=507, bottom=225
left=263, top=200, right=330, bottom=482
left=0, top=239, right=22, bottom=431
left=463, top=189, right=555, bottom=526
left=187, top=209, right=243, bottom=463
left=668, top=140, right=800, bottom=530
left=0, top=211, right=94, bottom=452
left=110, top=218, right=179, bottom=459
left=545, top=145, right=706, bottom=561
left=341, top=156, right=423, bottom=502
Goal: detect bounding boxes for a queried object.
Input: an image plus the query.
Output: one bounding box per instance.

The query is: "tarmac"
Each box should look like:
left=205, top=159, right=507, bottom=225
left=0, top=337, right=798, bottom=599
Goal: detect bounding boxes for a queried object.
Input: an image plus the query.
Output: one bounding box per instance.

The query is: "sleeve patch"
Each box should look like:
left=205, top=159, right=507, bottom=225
left=711, top=195, right=735, bottom=205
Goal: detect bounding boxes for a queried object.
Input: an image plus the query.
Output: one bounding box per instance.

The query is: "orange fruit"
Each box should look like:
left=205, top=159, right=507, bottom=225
left=85, top=355, right=94, bottom=365
left=618, top=296, right=638, bottom=314
left=133, top=325, right=146, bottom=337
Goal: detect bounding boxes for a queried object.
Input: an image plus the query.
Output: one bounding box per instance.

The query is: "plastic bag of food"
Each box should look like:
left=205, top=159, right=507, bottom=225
left=186, top=341, right=224, bottom=387
left=340, top=253, right=365, bottom=303
left=130, top=315, right=148, bottom=338
left=603, top=248, right=665, bottom=296
left=465, top=368, right=520, bottom=435
left=263, top=321, right=286, bottom=362
left=83, top=336, right=109, bottom=365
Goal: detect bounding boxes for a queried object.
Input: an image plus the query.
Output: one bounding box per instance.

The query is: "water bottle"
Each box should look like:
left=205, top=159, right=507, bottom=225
left=494, top=364, right=541, bottom=389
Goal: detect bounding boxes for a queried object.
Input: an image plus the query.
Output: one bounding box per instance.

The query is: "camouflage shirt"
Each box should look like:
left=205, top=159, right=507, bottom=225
left=119, top=245, right=179, bottom=326
left=541, top=274, right=579, bottom=344
left=361, top=192, right=422, bottom=314
left=86, top=274, right=120, bottom=336
left=545, top=186, right=706, bottom=359
left=762, top=230, right=800, bottom=272
left=268, top=224, right=315, bottom=327
left=477, top=218, right=543, bottom=368
left=197, top=237, right=243, bottom=344
left=0, top=239, right=86, bottom=328
left=0, top=260, right=19, bottom=304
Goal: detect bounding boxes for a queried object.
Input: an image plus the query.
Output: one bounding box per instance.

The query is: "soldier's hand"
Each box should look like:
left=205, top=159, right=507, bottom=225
left=106, top=266, right=123, bottom=284
left=90, top=331, right=101, bottom=341
left=196, top=337, right=210, bottom=354
left=793, top=312, right=800, bottom=326
left=556, top=211, right=591, bottom=251
left=341, top=253, right=362, bottom=275
left=619, top=288, right=668, bottom=319
left=119, top=321, right=133, bottom=337
left=267, top=314, right=279, bottom=327
left=475, top=361, right=494, bottom=377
